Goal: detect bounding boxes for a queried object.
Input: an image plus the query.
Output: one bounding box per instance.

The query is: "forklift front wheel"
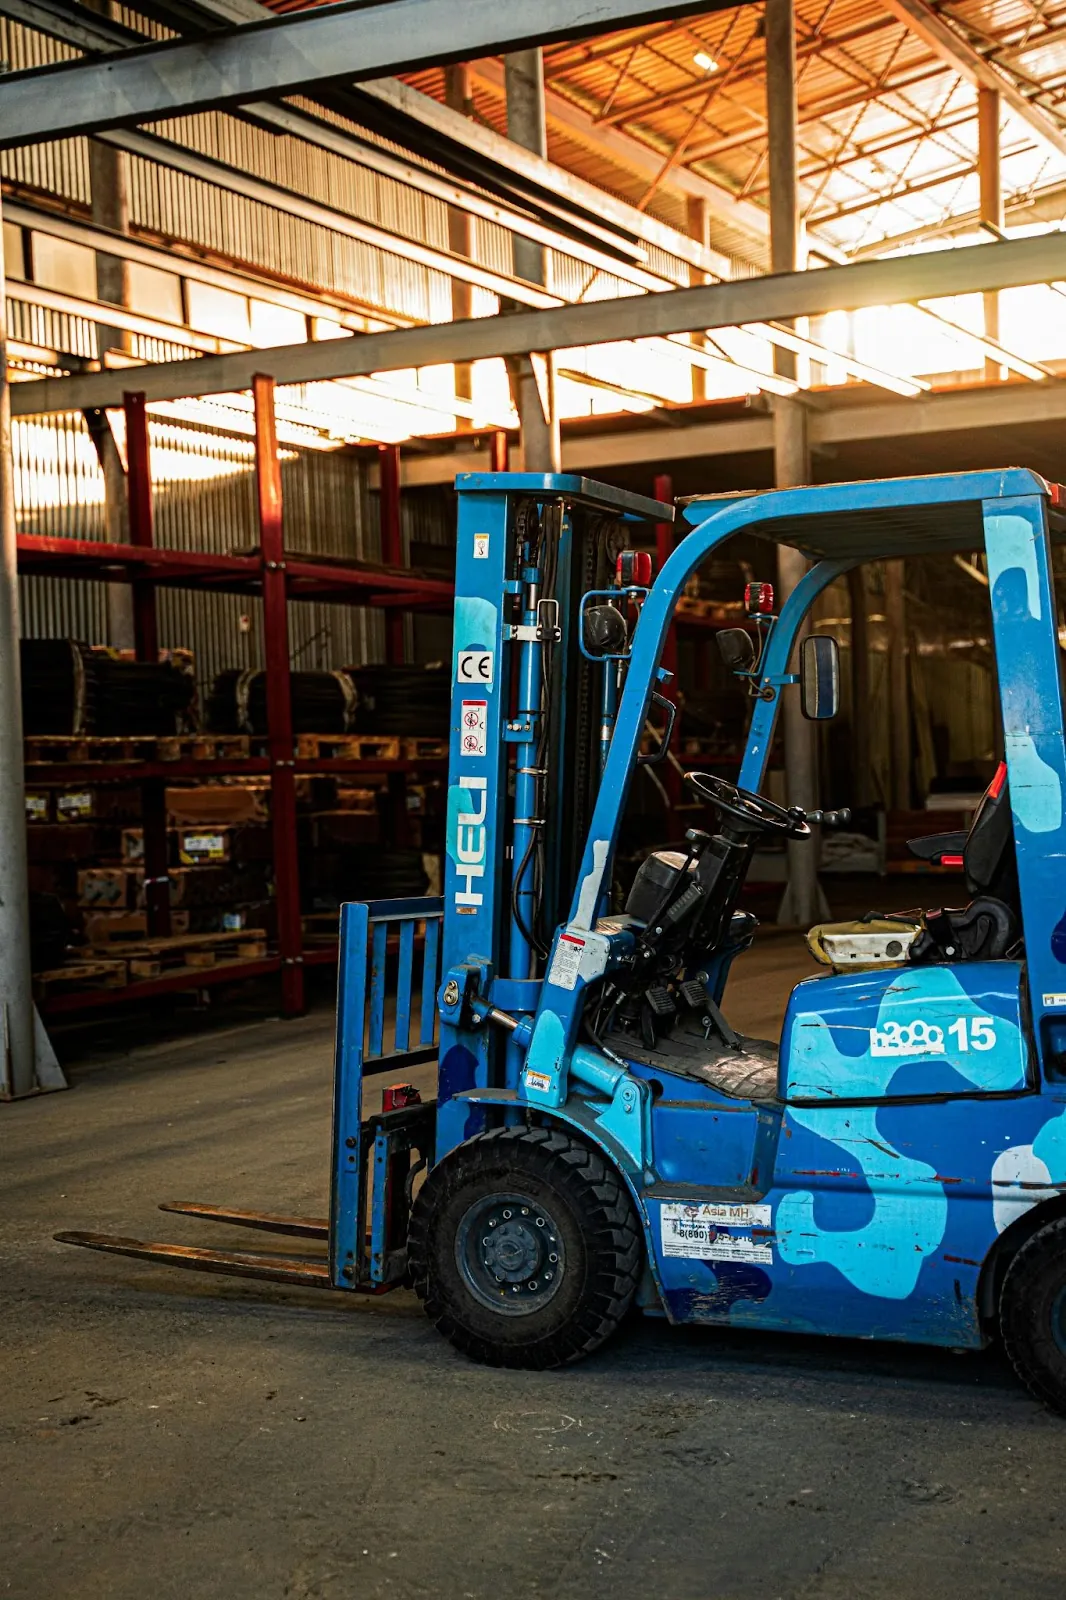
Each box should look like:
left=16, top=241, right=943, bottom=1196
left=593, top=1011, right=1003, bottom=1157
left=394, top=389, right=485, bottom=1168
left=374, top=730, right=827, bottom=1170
left=408, top=1125, right=642, bottom=1369
left=999, top=1216, right=1066, bottom=1414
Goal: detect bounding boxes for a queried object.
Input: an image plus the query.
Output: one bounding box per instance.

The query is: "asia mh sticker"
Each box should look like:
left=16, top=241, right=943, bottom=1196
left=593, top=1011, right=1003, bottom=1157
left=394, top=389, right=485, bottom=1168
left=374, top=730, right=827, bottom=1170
left=660, top=1201, right=773, bottom=1264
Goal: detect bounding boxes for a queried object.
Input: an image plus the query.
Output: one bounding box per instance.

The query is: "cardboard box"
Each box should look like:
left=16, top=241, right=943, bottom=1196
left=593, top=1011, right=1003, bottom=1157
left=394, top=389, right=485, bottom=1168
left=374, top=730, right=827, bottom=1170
left=25, top=791, right=51, bottom=823
left=56, top=789, right=95, bottom=822
left=56, top=786, right=142, bottom=824
left=166, top=785, right=270, bottom=826
left=178, top=825, right=272, bottom=866
left=121, top=828, right=145, bottom=864
left=78, top=867, right=131, bottom=909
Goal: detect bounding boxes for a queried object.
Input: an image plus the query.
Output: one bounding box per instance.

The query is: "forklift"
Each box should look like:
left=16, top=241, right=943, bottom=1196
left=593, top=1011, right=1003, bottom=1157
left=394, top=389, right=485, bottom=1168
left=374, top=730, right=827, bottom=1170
left=60, top=468, right=1066, bottom=1414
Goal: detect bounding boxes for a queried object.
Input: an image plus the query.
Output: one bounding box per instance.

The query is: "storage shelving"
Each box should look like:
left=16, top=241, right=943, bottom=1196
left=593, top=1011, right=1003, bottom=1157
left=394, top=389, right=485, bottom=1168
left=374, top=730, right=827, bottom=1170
left=20, top=375, right=452, bottom=1018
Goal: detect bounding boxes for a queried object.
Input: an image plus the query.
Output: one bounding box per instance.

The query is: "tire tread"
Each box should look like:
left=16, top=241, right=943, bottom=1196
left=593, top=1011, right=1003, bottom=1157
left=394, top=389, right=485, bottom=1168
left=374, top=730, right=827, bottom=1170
left=408, top=1125, right=641, bottom=1370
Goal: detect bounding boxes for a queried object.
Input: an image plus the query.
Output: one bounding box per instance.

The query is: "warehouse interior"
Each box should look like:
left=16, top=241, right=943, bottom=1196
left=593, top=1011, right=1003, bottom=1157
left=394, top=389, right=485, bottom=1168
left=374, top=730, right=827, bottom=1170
left=4, top=1, right=1066, bottom=1596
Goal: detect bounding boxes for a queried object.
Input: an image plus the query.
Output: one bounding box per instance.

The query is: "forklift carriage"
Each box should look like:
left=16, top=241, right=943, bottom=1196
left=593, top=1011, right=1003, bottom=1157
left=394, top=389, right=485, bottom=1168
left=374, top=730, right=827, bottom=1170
left=60, top=468, right=1066, bottom=1413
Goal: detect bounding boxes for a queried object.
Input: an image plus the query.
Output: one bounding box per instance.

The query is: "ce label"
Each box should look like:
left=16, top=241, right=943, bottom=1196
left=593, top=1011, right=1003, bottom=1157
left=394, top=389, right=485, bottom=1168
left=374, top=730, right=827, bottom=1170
left=457, top=650, right=493, bottom=687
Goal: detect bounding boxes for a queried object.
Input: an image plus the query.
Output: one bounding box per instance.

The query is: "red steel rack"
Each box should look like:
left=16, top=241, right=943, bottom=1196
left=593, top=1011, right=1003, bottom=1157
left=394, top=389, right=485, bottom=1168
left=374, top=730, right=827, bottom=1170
left=20, top=374, right=452, bottom=1018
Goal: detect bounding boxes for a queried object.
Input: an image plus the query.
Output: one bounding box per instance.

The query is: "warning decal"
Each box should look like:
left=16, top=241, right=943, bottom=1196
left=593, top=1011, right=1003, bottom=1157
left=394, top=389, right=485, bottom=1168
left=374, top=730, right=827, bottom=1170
left=548, top=933, right=585, bottom=991
left=660, top=1201, right=772, bottom=1264
left=461, top=701, right=487, bottom=756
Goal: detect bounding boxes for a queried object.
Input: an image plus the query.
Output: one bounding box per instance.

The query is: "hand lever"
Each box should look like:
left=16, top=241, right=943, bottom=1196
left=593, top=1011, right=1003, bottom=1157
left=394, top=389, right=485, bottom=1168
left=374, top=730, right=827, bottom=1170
left=806, top=807, right=853, bottom=827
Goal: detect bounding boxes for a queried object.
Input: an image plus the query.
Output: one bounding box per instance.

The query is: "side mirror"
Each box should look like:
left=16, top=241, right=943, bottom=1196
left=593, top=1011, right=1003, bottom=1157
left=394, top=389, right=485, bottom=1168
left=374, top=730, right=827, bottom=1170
left=800, top=635, right=840, bottom=720
left=716, top=627, right=756, bottom=673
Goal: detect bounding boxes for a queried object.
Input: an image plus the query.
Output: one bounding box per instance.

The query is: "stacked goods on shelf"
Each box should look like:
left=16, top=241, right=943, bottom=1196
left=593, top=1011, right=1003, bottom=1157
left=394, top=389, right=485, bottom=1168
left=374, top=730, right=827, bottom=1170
left=206, top=668, right=355, bottom=734
left=346, top=662, right=450, bottom=737
left=27, top=779, right=275, bottom=961
left=20, top=640, right=196, bottom=735
left=26, top=782, right=142, bottom=940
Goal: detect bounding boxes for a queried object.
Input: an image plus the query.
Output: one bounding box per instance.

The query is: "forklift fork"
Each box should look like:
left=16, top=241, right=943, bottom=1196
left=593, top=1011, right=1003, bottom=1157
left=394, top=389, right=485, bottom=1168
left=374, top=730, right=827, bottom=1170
left=56, top=897, right=444, bottom=1296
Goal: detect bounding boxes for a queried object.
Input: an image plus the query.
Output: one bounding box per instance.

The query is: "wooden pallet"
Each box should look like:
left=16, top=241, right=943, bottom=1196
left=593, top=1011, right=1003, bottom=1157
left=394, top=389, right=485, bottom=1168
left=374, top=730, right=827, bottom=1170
left=34, top=959, right=127, bottom=998
left=156, top=735, right=251, bottom=762
left=401, top=738, right=448, bottom=760
left=294, top=733, right=401, bottom=761
left=75, top=929, right=268, bottom=972
left=25, top=735, right=163, bottom=764
left=24, top=733, right=252, bottom=764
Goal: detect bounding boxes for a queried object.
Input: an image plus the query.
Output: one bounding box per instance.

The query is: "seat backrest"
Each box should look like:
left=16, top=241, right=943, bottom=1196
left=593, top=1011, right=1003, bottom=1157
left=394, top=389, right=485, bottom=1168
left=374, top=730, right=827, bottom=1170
left=963, top=762, right=1018, bottom=904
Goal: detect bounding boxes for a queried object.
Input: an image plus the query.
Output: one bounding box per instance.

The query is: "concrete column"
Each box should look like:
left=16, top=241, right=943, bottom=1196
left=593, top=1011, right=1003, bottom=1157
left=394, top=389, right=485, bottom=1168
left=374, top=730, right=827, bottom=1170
left=884, top=559, right=911, bottom=811
left=0, top=194, right=35, bottom=1099
left=766, top=0, right=825, bottom=927
left=444, top=65, right=474, bottom=414
left=978, top=87, right=1003, bottom=379
left=505, top=48, right=560, bottom=472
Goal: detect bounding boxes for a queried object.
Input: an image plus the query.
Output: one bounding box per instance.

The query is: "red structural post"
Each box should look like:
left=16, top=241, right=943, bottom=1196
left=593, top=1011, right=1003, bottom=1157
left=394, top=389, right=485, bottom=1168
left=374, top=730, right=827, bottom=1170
left=254, top=374, right=304, bottom=1017
left=124, top=391, right=170, bottom=936
left=490, top=430, right=510, bottom=473
left=125, top=392, right=158, bottom=662
left=378, top=443, right=405, bottom=666
left=653, top=472, right=682, bottom=810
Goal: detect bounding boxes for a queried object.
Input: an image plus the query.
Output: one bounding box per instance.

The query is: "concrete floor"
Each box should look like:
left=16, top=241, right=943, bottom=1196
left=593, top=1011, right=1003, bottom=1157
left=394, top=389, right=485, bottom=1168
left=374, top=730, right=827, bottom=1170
left=4, top=931, right=1066, bottom=1599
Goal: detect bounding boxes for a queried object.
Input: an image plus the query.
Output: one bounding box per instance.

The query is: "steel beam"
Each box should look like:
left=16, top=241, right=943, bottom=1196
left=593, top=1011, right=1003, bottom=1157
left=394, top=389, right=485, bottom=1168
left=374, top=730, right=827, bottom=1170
left=0, top=0, right=716, bottom=148
left=361, top=75, right=742, bottom=280
left=0, top=0, right=138, bottom=50
left=393, top=373, right=1066, bottom=484
left=13, top=231, right=1066, bottom=417
left=880, top=0, right=1066, bottom=161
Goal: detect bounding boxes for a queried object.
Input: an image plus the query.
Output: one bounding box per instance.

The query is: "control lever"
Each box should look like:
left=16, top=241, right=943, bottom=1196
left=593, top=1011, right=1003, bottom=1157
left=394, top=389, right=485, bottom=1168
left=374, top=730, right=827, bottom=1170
left=805, top=807, right=853, bottom=827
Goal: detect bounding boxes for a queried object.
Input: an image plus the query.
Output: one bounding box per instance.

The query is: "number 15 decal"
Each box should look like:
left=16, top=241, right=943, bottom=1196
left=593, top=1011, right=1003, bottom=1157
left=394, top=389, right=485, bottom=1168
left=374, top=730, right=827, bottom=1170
left=947, top=1016, right=997, bottom=1051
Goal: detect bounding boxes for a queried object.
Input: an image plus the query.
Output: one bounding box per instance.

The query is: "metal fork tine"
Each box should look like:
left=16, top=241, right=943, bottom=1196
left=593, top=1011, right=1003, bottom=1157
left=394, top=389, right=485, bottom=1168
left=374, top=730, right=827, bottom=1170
left=158, top=1202, right=328, bottom=1239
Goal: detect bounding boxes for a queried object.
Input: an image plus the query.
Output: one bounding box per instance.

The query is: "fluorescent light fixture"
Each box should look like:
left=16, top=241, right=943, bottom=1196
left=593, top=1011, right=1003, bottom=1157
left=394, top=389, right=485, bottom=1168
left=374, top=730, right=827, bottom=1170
left=693, top=50, right=719, bottom=71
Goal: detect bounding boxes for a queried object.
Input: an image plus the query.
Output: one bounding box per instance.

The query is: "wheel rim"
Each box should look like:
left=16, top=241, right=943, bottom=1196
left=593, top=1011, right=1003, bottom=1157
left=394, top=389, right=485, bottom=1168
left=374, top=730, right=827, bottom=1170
left=454, top=1191, right=566, bottom=1318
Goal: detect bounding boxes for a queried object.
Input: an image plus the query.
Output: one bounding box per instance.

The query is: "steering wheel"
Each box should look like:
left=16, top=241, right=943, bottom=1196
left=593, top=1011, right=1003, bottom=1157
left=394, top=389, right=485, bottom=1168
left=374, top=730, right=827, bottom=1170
left=686, top=771, right=810, bottom=838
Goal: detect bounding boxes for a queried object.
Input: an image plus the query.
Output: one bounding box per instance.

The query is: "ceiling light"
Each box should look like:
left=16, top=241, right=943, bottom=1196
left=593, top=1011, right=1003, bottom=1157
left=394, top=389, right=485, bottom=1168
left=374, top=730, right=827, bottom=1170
left=693, top=50, right=719, bottom=72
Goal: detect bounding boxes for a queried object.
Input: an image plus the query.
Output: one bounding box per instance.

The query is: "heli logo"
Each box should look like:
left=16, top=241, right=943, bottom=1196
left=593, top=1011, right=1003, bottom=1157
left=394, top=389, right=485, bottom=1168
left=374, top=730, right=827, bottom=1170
left=455, top=776, right=488, bottom=909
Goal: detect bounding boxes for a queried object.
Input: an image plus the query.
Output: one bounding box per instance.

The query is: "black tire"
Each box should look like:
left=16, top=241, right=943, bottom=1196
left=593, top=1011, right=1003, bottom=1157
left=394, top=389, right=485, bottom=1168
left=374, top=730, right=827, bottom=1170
left=999, top=1216, right=1066, bottom=1413
left=408, top=1125, right=642, bottom=1369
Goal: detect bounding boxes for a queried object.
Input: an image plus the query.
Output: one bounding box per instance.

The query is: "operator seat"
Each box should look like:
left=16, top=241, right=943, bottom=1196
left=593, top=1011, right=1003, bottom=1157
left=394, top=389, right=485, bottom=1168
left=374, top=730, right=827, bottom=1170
left=905, top=762, right=1020, bottom=962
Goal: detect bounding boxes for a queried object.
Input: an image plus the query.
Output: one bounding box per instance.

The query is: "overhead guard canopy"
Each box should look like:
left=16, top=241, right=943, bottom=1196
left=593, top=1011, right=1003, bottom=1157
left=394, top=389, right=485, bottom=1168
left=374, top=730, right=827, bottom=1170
left=680, top=468, right=1064, bottom=561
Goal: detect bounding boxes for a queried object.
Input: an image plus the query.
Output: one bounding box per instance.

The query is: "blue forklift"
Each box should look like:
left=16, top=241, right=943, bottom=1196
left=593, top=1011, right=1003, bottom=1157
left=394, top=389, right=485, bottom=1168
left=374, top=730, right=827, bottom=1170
left=60, top=468, right=1066, bottom=1413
